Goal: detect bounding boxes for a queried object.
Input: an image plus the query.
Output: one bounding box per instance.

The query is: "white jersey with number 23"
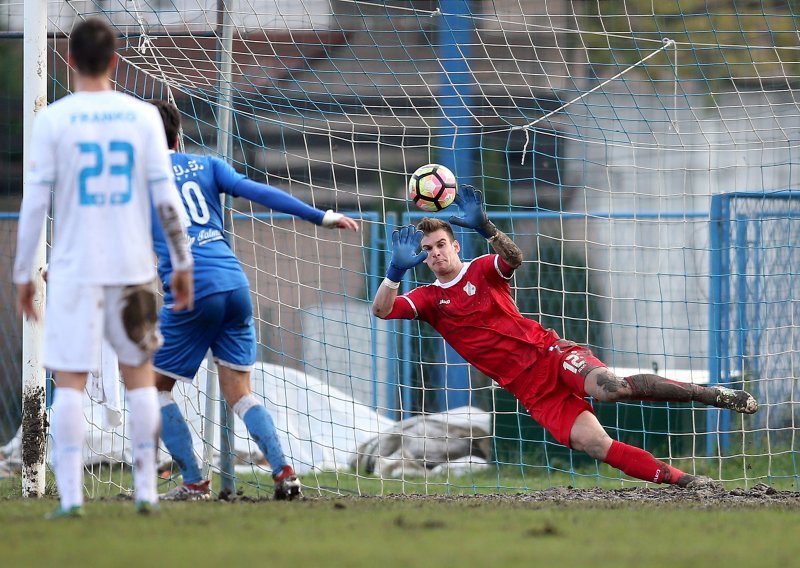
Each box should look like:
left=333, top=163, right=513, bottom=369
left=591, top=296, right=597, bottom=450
left=13, top=90, right=181, bottom=286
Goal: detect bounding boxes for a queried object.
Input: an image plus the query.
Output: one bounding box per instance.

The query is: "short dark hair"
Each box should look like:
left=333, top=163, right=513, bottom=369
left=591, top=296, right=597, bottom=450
left=69, top=18, right=117, bottom=76
left=416, top=217, right=455, bottom=241
left=151, top=100, right=181, bottom=149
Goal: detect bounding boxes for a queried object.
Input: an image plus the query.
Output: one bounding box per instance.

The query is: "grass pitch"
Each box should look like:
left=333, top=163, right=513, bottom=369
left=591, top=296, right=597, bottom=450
left=1, top=478, right=799, bottom=568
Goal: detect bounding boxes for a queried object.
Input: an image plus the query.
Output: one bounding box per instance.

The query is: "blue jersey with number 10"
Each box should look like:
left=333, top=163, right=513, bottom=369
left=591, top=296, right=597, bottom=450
left=152, top=153, right=249, bottom=305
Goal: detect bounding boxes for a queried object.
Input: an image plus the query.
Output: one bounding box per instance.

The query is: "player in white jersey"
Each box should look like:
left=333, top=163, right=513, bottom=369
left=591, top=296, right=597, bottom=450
left=13, top=18, right=194, bottom=518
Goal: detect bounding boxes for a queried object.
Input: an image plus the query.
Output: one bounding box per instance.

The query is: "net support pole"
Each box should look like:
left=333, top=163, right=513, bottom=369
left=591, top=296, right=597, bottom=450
left=21, top=0, right=48, bottom=499
left=433, top=0, right=477, bottom=410
left=707, top=194, right=726, bottom=456
left=215, top=0, right=236, bottom=497
left=200, top=359, right=219, bottom=481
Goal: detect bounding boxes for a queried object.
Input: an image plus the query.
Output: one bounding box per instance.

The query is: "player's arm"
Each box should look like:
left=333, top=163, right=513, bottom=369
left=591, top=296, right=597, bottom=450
left=449, top=185, right=523, bottom=271
left=372, top=225, right=428, bottom=319
left=372, top=280, right=401, bottom=319
left=215, top=159, right=359, bottom=232
left=487, top=230, right=523, bottom=270
left=13, top=115, right=54, bottom=320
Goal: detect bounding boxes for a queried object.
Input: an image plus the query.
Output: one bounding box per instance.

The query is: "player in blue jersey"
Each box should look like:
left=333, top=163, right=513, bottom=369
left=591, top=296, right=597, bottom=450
left=150, top=100, right=359, bottom=500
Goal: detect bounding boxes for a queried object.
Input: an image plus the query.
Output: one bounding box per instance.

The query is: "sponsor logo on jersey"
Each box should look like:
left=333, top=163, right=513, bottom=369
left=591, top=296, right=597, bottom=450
left=188, top=228, right=225, bottom=247
left=463, top=281, right=476, bottom=296
left=439, top=299, right=451, bottom=305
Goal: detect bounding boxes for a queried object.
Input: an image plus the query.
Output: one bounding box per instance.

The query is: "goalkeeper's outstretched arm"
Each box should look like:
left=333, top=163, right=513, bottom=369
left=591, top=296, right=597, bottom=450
left=449, top=185, right=523, bottom=270
left=372, top=226, right=427, bottom=319
left=372, top=278, right=400, bottom=320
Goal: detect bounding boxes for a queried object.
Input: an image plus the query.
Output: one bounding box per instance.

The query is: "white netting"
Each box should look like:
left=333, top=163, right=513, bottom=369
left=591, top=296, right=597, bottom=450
left=4, top=1, right=799, bottom=494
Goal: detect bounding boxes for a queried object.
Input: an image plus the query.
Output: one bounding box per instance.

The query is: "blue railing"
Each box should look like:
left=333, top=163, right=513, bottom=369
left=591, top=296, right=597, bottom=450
left=707, top=191, right=800, bottom=453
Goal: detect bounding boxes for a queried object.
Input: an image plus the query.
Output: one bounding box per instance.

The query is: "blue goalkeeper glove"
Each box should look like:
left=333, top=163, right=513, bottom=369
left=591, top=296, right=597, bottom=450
left=386, top=225, right=428, bottom=283
left=449, top=185, right=497, bottom=239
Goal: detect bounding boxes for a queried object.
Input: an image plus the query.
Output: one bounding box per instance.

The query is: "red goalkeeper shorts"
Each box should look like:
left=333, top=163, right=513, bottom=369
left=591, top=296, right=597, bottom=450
left=504, top=340, right=605, bottom=448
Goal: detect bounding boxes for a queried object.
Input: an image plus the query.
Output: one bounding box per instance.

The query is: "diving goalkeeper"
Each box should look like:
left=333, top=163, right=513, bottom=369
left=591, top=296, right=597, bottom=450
left=372, top=186, right=757, bottom=488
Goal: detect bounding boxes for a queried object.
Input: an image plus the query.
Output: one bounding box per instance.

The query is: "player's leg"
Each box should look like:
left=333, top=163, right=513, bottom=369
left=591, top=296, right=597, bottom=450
left=217, top=366, right=300, bottom=500
left=537, top=344, right=719, bottom=489
left=152, top=294, right=226, bottom=500
left=155, top=372, right=209, bottom=500
left=118, top=361, right=160, bottom=512
left=514, top=380, right=700, bottom=487
left=42, top=282, right=105, bottom=518
left=213, top=287, right=301, bottom=500
left=105, top=282, right=163, bottom=512
left=568, top=410, right=688, bottom=484
left=49, top=372, right=89, bottom=518
left=568, top=411, right=718, bottom=488
left=584, top=367, right=758, bottom=414
left=554, top=340, right=757, bottom=414
left=218, top=370, right=302, bottom=501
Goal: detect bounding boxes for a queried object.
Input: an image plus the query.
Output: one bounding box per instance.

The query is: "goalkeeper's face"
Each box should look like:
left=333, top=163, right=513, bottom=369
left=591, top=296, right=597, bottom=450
left=421, top=229, right=462, bottom=280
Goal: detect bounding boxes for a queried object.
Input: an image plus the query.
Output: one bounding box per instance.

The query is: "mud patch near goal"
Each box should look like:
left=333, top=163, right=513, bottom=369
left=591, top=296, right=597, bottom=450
left=374, top=483, right=799, bottom=508
left=21, top=387, right=47, bottom=470
left=156, top=483, right=799, bottom=507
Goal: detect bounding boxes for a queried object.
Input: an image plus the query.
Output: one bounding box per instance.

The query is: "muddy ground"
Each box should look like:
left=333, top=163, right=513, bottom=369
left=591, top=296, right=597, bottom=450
left=367, top=483, right=800, bottom=507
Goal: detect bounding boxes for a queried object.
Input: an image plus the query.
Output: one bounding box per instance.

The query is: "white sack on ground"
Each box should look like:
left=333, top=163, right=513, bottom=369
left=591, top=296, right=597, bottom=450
left=352, top=407, right=493, bottom=478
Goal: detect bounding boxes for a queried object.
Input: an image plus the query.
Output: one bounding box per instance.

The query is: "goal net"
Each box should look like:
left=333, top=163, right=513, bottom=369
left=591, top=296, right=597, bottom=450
left=4, top=0, right=799, bottom=495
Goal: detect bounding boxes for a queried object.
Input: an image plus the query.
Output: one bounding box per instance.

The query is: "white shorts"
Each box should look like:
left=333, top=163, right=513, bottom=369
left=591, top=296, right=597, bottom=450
left=43, top=280, right=162, bottom=372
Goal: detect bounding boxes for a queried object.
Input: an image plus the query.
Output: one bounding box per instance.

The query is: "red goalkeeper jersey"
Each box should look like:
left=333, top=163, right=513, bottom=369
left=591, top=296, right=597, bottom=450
left=385, top=254, right=560, bottom=386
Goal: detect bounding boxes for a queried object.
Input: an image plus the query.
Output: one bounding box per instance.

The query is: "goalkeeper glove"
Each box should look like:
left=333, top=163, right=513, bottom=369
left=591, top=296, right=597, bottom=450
left=449, top=185, right=497, bottom=239
left=386, top=225, right=428, bottom=283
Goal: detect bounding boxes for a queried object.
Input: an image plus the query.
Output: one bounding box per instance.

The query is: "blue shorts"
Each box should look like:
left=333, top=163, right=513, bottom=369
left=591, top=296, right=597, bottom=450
left=153, top=287, right=256, bottom=382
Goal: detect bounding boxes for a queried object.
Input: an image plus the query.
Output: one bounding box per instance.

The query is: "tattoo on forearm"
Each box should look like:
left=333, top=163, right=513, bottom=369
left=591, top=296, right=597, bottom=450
left=596, top=370, right=628, bottom=395
left=157, top=203, right=191, bottom=268
left=624, top=374, right=703, bottom=403
left=490, top=230, right=523, bottom=268
left=481, top=220, right=499, bottom=238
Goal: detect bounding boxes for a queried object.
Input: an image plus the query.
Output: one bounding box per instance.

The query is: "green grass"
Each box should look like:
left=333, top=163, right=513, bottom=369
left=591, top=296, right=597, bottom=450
left=1, top=493, right=799, bottom=568
left=4, top=454, right=797, bottom=505
left=2, top=467, right=799, bottom=567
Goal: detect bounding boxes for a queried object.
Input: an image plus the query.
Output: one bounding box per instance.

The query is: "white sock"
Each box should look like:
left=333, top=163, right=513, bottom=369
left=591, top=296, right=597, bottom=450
left=232, top=393, right=260, bottom=420
left=157, top=389, right=175, bottom=407
left=51, top=388, right=85, bottom=509
left=127, top=386, right=160, bottom=505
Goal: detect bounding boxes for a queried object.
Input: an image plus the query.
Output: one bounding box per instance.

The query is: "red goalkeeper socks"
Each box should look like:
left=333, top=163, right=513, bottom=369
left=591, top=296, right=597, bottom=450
left=604, top=440, right=685, bottom=484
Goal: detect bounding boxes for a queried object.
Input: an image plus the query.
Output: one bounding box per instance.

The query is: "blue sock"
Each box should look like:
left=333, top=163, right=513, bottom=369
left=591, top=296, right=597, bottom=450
left=242, top=405, right=287, bottom=473
left=160, top=402, right=203, bottom=484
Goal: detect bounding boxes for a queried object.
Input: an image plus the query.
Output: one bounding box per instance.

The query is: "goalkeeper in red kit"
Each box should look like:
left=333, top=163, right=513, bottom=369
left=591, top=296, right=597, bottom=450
left=372, top=186, right=758, bottom=488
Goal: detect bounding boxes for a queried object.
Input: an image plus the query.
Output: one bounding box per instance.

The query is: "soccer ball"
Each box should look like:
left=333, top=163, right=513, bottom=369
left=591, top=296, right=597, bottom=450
left=408, top=164, right=457, bottom=212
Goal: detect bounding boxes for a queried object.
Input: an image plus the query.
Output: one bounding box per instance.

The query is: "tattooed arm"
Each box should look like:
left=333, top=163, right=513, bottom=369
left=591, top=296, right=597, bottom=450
left=156, top=202, right=194, bottom=311
left=155, top=202, right=192, bottom=272
left=487, top=227, right=523, bottom=269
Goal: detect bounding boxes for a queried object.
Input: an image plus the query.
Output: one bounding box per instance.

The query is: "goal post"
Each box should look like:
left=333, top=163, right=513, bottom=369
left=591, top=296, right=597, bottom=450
left=20, top=0, right=47, bottom=499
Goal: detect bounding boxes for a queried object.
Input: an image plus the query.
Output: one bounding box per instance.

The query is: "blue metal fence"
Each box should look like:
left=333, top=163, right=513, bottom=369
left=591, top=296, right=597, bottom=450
left=707, top=191, right=800, bottom=452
